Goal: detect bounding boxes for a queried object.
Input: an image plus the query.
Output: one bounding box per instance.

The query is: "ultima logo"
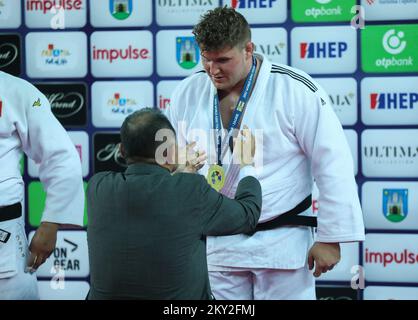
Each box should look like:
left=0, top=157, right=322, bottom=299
left=26, top=0, right=83, bottom=14
left=231, top=0, right=277, bottom=8
left=363, top=146, right=418, bottom=158
left=41, top=44, right=70, bottom=66
left=300, top=42, right=347, bottom=58
left=92, top=46, right=150, bottom=63
left=370, top=93, right=418, bottom=110
left=107, top=93, right=136, bottom=115
left=365, top=248, right=418, bottom=267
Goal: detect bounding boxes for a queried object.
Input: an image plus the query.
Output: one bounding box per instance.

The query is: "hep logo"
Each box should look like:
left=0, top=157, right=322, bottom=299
left=370, top=93, right=418, bottom=109
left=231, top=0, right=277, bottom=8
left=300, top=42, right=347, bottom=59
left=382, top=29, right=407, bottom=55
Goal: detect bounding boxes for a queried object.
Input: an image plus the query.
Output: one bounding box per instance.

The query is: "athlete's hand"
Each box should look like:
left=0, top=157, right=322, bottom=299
left=308, top=242, right=340, bottom=277
left=176, top=141, right=207, bottom=173
left=233, top=125, right=256, bottom=168
left=26, top=222, right=59, bottom=273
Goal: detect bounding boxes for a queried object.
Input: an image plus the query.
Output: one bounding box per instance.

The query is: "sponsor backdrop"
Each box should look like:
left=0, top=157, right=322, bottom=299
left=0, top=0, right=417, bottom=300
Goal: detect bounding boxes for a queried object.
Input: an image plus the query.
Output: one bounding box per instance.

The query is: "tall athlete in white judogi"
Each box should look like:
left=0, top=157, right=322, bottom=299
left=166, top=7, right=365, bottom=299
left=0, top=72, right=84, bottom=299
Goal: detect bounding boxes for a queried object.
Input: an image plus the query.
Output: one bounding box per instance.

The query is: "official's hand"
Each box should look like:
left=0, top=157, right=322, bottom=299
left=233, top=125, right=256, bottom=168
left=26, top=222, right=59, bottom=273
left=308, top=242, right=340, bottom=277
left=176, top=141, right=207, bottom=173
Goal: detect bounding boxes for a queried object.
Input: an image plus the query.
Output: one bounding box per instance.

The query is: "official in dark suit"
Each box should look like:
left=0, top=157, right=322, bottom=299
left=87, top=108, right=261, bottom=300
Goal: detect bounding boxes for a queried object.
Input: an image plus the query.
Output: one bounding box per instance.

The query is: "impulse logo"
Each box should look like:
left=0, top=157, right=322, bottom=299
left=41, top=44, right=70, bottom=66
left=231, top=0, right=277, bottom=8
left=370, top=92, right=418, bottom=110
left=26, top=0, right=83, bottom=14
left=365, top=248, right=418, bottom=268
left=92, top=45, right=150, bottom=63
left=300, top=42, right=347, bottom=59
left=159, top=95, right=170, bottom=110
left=107, top=93, right=136, bottom=115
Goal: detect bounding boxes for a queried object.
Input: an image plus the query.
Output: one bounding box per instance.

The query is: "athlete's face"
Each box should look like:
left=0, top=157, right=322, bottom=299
left=201, top=42, right=254, bottom=91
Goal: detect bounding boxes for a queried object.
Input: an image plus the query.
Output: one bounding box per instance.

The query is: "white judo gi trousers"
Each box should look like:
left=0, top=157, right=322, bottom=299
left=209, top=266, right=316, bottom=300
left=0, top=214, right=39, bottom=300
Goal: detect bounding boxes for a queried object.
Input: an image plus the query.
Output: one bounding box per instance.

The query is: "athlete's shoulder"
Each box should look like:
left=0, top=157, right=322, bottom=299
left=269, top=63, right=319, bottom=94
left=172, top=70, right=210, bottom=97
left=0, top=72, right=42, bottom=103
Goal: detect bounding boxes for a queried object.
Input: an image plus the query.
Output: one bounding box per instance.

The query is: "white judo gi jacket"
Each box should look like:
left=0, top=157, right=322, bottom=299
left=0, top=71, right=84, bottom=280
left=167, top=53, right=365, bottom=270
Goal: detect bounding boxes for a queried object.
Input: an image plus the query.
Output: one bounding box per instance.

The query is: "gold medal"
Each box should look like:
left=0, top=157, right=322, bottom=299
left=207, top=164, right=225, bottom=192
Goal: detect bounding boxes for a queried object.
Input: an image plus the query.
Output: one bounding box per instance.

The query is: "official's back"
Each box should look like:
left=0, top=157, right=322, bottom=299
left=87, top=163, right=211, bottom=300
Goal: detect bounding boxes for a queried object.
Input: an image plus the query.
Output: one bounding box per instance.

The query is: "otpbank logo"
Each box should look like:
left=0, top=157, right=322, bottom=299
left=361, top=25, right=418, bottom=73
left=291, top=26, right=356, bottom=74
left=25, top=0, right=87, bottom=28
left=291, top=0, right=356, bottom=23
left=222, top=0, right=287, bottom=23
left=91, top=31, right=153, bottom=78
left=361, top=77, right=418, bottom=125
left=26, top=32, right=87, bottom=78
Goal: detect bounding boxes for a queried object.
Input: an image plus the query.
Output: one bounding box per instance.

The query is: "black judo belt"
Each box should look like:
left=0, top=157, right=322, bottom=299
left=0, top=203, right=22, bottom=222
left=247, top=195, right=316, bottom=236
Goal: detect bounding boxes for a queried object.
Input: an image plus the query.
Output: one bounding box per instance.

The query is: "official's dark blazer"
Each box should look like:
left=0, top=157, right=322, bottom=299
left=87, top=163, right=261, bottom=300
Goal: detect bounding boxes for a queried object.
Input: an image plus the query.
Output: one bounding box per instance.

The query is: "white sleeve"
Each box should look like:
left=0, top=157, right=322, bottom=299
left=16, top=82, right=84, bottom=226
left=293, top=84, right=365, bottom=243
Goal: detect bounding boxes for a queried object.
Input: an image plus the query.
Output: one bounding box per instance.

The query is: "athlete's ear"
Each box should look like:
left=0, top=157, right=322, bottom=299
left=244, top=41, right=255, bottom=59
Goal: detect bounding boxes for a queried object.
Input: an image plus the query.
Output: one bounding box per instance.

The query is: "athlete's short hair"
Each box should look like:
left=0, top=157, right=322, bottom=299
left=193, top=6, right=251, bottom=52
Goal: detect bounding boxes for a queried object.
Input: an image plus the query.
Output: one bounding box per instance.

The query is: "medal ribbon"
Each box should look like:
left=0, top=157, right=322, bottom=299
left=213, top=56, right=257, bottom=166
